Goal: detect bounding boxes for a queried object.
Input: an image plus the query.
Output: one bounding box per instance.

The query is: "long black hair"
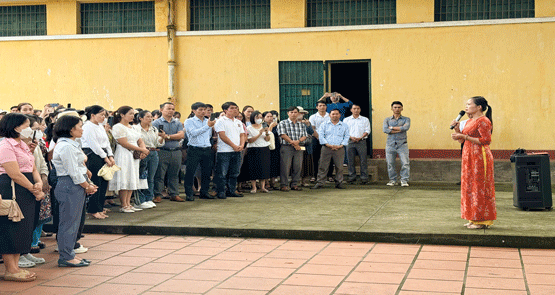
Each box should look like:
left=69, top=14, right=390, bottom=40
left=471, top=96, right=493, bottom=129
left=0, top=113, right=28, bottom=139
left=113, top=106, right=133, bottom=125
left=84, top=105, right=106, bottom=121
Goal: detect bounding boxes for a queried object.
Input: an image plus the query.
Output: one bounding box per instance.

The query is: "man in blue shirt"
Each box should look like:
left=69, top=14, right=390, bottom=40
left=152, top=102, right=185, bottom=202
left=318, top=92, right=353, bottom=121
left=312, top=109, right=350, bottom=189
left=383, top=101, right=411, bottom=187
left=183, top=102, right=216, bottom=201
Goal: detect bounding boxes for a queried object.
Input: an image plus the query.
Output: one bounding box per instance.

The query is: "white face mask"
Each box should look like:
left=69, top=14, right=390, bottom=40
left=255, top=119, right=263, bottom=125
left=99, top=118, right=108, bottom=126
left=19, top=127, right=34, bottom=139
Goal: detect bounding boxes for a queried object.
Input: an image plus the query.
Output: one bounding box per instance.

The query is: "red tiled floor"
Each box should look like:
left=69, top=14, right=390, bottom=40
left=193, top=259, right=252, bottom=271
left=420, top=245, right=468, bottom=253
left=520, top=248, right=555, bottom=257
left=210, top=250, right=266, bottom=261
left=191, top=238, right=243, bottom=248
left=154, top=254, right=211, bottom=264
left=521, top=273, right=555, bottom=285
left=416, top=251, right=468, bottom=261
left=90, top=243, right=140, bottom=252
left=118, top=248, right=175, bottom=258
left=464, top=289, right=527, bottom=295
left=466, top=266, right=524, bottom=278
left=296, top=263, right=355, bottom=276
left=226, top=243, right=279, bottom=253
left=150, top=278, right=219, bottom=293
left=521, top=255, right=555, bottom=265
left=108, top=235, right=164, bottom=244
left=335, top=281, right=399, bottom=295
left=282, top=273, right=344, bottom=287
left=70, top=264, right=135, bottom=276
left=265, top=249, right=319, bottom=260
left=277, top=240, right=330, bottom=251
left=206, top=289, right=268, bottom=295
left=41, top=274, right=112, bottom=288
left=468, top=257, right=523, bottom=268
left=269, top=285, right=335, bottom=295
left=346, top=271, right=406, bottom=284
left=470, top=249, right=521, bottom=259
left=79, top=283, right=152, bottom=295
left=354, top=261, right=411, bottom=273
left=131, top=262, right=194, bottom=274
left=308, top=254, right=363, bottom=266
left=326, top=241, right=375, bottom=250
left=370, top=243, right=420, bottom=255
left=398, top=292, right=458, bottom=295
left=401, top=278, right=463, bottom=293
left=77, top=250, right=122, bottom=261
left=173, top=268, right=237, bottom=281
left=156, top=236, right=205, bottom=243
left=406, top=268, right=465, bottom=281
left=364, top=253, right=416, bottom=264
left=250, top=257, right=307, bottom=268
left=528, top=284, right=555, bottom=295
left=16, top=286, right=86, bottom=295
left=318, top=246, right=372, bottom=257
left=173, top=246, right=227, bottom=256
left=96, top=255, right=156, bottom=266
left=411, top=259, right=467, bottom=271
left=235, top=266, right=296, bottom=279
left=216, top=276, right=282, bottom=291
left=0, top=279, right=47, bottom=292
left=138, top=241, right=191, bottom=250
left=107, top=272, right=174, bottom=285
left=523, top=264, right=555, bottom=274
left=465, top=276, right=526, bottom=291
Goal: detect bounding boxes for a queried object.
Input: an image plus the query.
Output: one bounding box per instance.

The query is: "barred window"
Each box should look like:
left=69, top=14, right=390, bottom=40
left=81, top=1, right=155, bottom=34
left=0, top=5, right=46, bottom=37
left=307, top=0, right=396, bottom=27
left=435, top=0, right=535, bottom=21
left=190, top=0, right=271, bottom=31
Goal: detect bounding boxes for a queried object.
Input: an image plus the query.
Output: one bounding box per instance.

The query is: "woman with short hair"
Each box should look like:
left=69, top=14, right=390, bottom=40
left=0, top=113, right=45, bottom=280
left=52, top=115, right=97, bottom=267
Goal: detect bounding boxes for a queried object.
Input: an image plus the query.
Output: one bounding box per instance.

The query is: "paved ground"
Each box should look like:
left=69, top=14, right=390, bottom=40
left=2, top=233, right=555, bottom=295
left=76, top=183, right=555, bottom=248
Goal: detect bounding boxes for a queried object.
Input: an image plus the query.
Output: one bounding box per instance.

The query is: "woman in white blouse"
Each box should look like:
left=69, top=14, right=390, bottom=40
left=243, top=111, right=271, bottom=193
left=108, top=106, right=149, bottom=213
left=82, top=105, right=115, bottom=219
left=133, top=111, right=164, bottom=209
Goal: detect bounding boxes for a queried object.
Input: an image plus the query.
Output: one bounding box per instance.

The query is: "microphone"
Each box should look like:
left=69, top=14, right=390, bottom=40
left=450, top=110, right=466, bottom=129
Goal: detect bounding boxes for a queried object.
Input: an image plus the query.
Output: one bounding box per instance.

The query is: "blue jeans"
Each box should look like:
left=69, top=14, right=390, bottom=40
left=386, top=142, right=410, bottom=182
left=138, top=151, right=159, bottom=203
left=215, top=152, right=242, bottom=196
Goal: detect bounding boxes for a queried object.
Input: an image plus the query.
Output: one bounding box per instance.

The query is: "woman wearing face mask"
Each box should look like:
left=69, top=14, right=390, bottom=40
left=108, top=106, right=149, bottom=213
left=133, top=111, right=164, bottom=209
left=0, top=113, right=45, bottom=281
left=262, top=111, right=279, bottom=189
left=241, top=111, right=272, bottom=193
left=82, top=105, right=115, bottom=220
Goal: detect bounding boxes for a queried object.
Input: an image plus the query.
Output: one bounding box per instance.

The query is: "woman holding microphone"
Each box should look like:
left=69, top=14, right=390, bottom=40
left=82, top=105, right=115, bottom=219
left=451, top=96, right=495, bottom=229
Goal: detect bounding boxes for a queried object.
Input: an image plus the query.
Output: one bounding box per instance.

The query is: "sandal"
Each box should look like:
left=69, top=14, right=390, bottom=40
left=250, top=189, right=257, bottom=194
left=91, top=213, right=105, bottom=219
left=467, top=224, right=487, bottom=229
left=260, top=188, right=269, bottom=193
left=3, top=269, right=36, bottom=282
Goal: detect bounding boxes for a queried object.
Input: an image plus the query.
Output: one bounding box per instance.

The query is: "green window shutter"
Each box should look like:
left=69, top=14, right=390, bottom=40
left=190, top=0, right=270, bottom=31
left=435, top=0, right=535, bottom=21
left=81, top=1, right=155, bottom=34
left=0, top=5, right=46, bottom=37
left=307, top=0, right=396, bottom=27
left=279, top=61, right=324, bottom=120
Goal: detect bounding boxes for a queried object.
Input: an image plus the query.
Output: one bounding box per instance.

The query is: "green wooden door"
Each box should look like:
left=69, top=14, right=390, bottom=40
left=278, top=61, right=324, bottom=120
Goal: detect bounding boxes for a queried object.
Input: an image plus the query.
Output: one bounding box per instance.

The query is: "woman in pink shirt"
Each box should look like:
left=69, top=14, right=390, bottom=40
left=0, top=113, right=45, bottom=282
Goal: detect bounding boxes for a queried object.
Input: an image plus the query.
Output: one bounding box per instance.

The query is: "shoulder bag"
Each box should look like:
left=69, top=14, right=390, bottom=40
left=0, top=181, right=24, bottom=222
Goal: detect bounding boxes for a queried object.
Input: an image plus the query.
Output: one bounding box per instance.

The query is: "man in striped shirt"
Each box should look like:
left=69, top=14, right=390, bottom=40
left=277, top=106, right=308, bottom=191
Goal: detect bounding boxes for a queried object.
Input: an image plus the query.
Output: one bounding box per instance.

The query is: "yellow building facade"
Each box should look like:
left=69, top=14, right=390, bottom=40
left=1, top=0, right=554, bottom=157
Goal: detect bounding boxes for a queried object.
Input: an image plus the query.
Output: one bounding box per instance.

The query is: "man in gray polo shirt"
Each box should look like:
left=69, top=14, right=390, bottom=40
left=152, top=102, right=185, bottom=202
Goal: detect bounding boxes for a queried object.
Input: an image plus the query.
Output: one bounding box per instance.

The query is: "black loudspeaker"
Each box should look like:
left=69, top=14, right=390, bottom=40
left=512, top=154, right=552, bottom=210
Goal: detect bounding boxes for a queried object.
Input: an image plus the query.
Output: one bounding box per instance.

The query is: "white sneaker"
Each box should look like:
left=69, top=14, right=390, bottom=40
left=74, top=245, right=88, bottom=254
left=132, top=206, right=143, bottom=211
left=147, top=201, right=156, bottom=207
left=386, top=181, right=396, bottom=186
left=401, top=181, right=409, bottom=187
left=18, top=256, right=36, bottom=268
left=23, top=253, right=45, bottom=264
left=137, top=202, right=154, bottom=209
left=54, top=247, right=59, bottom=252
left=120, top=207, right=135, bottom=213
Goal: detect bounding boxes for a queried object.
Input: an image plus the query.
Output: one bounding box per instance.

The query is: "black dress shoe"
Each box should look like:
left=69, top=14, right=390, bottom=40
left=185, top=196, right=195, bottom=201
left=38, top=242, right=46, bottom=249
left=346, top=179, right=357, bottom=184
left=217, top=193, right=227, bottom=199
left=227, top=192, right=243, bottom=198
left=335, top=183, right=346, bottom=189
left=199, top=193, right=216, bottom=199
left=311, top=184, right=323, bottom=189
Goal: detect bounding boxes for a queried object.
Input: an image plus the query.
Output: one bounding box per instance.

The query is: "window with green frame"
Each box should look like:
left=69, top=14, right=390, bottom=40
left=307, top=0, right=396, bottom=27
left=81, top=1, right=155, bottom=34
left=190, top=0, right=271, bottom=31
left=435, top=0, right=535, bottom=21
left=0, top=5, right=46, bottom=37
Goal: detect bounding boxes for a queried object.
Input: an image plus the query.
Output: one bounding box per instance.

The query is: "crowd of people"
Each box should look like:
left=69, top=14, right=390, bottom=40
left=0, top=94, right=495, bottom=281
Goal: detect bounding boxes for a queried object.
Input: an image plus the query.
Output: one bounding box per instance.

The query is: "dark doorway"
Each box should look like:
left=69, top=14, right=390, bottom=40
left=327, top=61, right=372, bottom=156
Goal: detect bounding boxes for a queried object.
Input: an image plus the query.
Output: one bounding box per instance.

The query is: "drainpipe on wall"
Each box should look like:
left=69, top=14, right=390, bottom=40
left=167, top=0, right=176, bottom=104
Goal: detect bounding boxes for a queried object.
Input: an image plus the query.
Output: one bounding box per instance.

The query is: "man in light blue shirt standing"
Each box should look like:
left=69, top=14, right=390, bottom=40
left=183, top=102, right=216, bottom=201
left=383, top=101, right=411, bottom=187
left=312, top=109, right=350, bottom=189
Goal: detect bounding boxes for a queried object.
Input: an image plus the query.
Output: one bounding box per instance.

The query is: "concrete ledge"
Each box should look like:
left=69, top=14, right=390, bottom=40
left=50, top=224, right=555, bottom=249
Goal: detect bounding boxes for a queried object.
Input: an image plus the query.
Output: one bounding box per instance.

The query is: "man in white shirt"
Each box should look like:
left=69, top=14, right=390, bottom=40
left=309, top=101, right=330, bottom=177
left=344, top=104, right=371, bottom=184
left=214, top=102, right=246, bottom=199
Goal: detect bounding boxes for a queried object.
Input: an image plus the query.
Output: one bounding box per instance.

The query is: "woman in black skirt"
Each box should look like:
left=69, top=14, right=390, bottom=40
left=0, top=113, right=45, bottom=282
left=262, top=111, right=279, bottom=189
left=242, top=111, right=272, bottom=193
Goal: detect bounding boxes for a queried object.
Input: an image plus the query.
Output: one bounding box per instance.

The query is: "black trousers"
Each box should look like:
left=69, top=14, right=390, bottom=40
left=184, top=146, right=213, bottom=197
left=83, top=150, right=108, bottom=214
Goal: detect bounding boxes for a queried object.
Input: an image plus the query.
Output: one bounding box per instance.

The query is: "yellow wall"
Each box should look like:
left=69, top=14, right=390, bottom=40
left=1, top=0, right=554, bottom=152
left=47, top=1, right=80, bottom=35
left=536, top=0, right=555, bottom=18
left=271, top=0, right=306, bottom=28
left=175, top=22, right=555, bottom=151
left=397, top=0, right=434, bottom=24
